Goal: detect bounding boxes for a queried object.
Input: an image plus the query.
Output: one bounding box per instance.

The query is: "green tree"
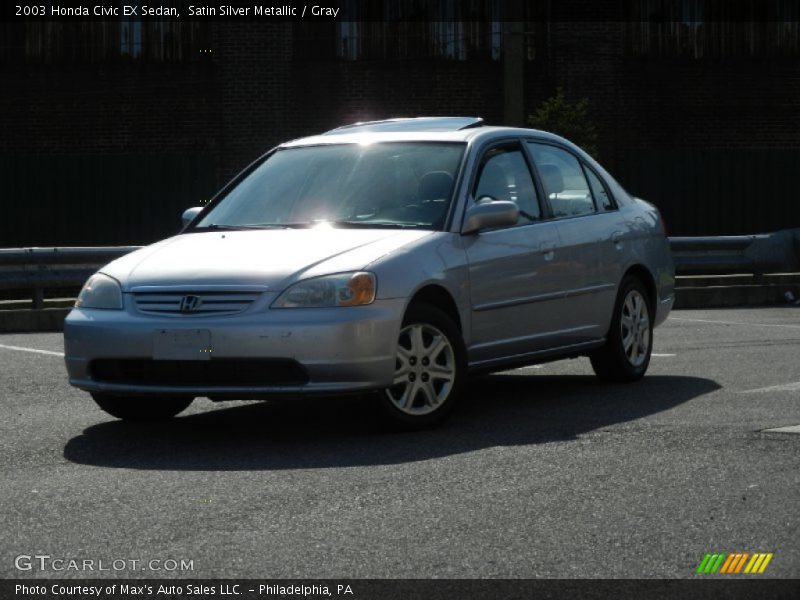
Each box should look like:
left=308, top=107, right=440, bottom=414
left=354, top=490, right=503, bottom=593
left=527, top=88, right=599, bottom=158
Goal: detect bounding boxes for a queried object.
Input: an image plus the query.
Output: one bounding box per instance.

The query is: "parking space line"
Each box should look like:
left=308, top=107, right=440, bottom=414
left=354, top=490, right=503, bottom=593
left=670, top=317, right=800, bottom=330
left=0, top=344, right=64, bottom=357
left=652, top=353, right=676, bottom=357
left=762, top=424, right=800, bottom=434
left=741, top=381, right=800, bottom=394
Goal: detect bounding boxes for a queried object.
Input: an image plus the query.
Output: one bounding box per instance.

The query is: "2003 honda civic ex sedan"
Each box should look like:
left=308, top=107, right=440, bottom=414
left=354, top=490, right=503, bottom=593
left=64, top=117, right=674, bottom=428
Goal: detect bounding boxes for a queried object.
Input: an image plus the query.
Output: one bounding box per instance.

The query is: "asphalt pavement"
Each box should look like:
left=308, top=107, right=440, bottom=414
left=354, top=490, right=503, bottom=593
left=1, top=308, right=798, bottom=579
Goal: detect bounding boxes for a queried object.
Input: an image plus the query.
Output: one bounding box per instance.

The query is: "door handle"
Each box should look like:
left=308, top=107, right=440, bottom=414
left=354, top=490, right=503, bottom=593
left=611, top=232, right=623, bottom=247
left=540, top=241, right=556, bottom=261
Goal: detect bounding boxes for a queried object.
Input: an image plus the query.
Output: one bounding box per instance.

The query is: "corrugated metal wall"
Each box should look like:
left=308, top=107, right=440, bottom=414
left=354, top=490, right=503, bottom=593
left=0, top=155, right=217, bottom=247
left=616, top=149, right=800, bottom=236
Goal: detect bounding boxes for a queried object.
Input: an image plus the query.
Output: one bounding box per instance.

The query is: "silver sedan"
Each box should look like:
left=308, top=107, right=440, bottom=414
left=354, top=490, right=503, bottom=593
left=64, top=117, right=674, bottom=428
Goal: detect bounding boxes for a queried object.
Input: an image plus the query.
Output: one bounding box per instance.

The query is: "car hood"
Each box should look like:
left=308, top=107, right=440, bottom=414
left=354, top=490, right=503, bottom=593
left=102, top=228, right=434, bottom=291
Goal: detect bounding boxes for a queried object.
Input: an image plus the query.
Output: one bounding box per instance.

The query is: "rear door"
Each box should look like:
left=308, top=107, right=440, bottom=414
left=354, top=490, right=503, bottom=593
left=525, top=141, right=621, bottom=343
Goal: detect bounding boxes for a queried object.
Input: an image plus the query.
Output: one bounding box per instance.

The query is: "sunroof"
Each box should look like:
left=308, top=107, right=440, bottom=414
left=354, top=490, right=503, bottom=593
left=323, top=117, right=484, bottom=135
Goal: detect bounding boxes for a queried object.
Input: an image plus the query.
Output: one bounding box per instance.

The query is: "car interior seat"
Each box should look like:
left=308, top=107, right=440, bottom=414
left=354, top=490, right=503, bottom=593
left=475, top=163, right=509, bottom=201
left=538, top=163, right=567, bottom=217
left=405, top=170, right=454, bottom=226
left=510, top=165, right=540, bottom=220
left=418, top=171, right=453, bottom=202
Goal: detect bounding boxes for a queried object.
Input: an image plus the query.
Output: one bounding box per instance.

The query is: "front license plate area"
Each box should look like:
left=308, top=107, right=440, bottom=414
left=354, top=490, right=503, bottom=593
left=153, top=329, right=211, bottom=361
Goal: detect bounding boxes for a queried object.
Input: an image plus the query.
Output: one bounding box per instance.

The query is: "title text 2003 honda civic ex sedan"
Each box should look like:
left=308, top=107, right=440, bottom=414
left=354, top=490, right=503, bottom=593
left=64, top=117, right=674, bottom=428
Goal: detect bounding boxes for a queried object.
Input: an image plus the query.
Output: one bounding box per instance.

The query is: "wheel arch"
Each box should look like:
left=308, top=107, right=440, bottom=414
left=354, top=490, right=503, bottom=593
left=623, top=264, right=657, bottom=315
left=406, top=284, right=463, bottom=334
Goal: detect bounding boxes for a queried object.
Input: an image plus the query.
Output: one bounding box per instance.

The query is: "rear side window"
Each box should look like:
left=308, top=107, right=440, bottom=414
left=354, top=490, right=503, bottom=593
left=527, top=143, right=596, bottom=218
left=584, top=166, right=615, bottom=211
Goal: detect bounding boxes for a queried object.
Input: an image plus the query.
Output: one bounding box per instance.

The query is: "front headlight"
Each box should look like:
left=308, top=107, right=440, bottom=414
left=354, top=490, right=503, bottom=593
left=272, top=272, right=376, bottom=308
left=75, top=273, right=123, bottom=310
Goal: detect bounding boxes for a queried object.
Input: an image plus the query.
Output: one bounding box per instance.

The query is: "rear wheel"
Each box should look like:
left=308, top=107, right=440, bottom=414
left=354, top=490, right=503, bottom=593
left=590, top=276, right=653, bottom=382
left=379, top=303, right=466, bottom=429
left=91, top=394, right=194, bottom=421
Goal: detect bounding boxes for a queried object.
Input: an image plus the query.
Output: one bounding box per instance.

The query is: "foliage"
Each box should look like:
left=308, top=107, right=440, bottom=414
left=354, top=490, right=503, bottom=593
left=527, top=88, right=599, bottom=158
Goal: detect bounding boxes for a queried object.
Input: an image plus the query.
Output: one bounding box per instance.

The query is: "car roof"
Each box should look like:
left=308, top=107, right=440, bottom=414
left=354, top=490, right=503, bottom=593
left=323, top=116, right=485, bottom=134
left=280, top=117, right=572, bottom=148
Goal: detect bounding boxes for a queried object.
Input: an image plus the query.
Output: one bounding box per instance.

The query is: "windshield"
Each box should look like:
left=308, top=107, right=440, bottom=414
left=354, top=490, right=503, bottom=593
left=195, top=142, right=465, bottom=230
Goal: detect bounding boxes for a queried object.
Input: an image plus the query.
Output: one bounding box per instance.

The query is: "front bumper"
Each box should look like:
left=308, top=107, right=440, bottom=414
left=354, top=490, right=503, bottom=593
left=64, top=298, right=405, bottom=397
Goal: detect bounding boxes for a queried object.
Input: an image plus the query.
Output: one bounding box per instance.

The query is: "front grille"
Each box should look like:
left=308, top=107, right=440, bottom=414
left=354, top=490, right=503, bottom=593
left=133, top=291, right=261, bottom=316
left=89, top=359, right=308, bottom=386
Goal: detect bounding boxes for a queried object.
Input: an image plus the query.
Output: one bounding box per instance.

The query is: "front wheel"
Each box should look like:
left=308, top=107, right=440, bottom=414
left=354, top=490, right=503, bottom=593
left=590, top=276, right=653, bottom=382
left=378, top=303, right=466, bottom=429
left=91, top=394, right=194, bottom=421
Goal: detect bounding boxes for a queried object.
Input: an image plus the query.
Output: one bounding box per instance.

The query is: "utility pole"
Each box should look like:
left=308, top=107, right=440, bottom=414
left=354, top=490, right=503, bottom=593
left=503, top=1, right=525, bottom=126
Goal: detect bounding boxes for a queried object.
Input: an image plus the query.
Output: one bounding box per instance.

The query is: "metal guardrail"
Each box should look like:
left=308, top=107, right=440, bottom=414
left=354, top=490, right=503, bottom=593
left=670, top=229, right=800, bottom=275
left=0, top=247, right=141, bottom=308
left=0, top=229, right=798, bottom=309
left=670, top=235, right=765, bottom=275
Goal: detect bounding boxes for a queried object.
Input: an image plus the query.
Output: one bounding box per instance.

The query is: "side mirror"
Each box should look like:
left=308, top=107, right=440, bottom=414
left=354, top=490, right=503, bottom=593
left=181, top=206, right=203, bottom=228
left=461, top=199, right=519, bottom=234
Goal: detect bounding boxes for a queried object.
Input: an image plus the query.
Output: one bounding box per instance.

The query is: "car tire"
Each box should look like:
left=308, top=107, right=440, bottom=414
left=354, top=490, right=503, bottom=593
left=590, top=275, right=653, bottom=382
left=91, top=394, right=194, bottom=421
left=378, top=303, right=466, bottom=430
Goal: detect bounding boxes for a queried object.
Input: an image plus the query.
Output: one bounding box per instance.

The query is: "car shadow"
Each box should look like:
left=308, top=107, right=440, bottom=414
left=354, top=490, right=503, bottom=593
left=63, top=374, right=720, bottom=471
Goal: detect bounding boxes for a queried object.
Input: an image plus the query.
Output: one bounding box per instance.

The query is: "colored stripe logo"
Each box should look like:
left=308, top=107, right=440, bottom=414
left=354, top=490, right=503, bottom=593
left=696, top=552, right=773, bottom=574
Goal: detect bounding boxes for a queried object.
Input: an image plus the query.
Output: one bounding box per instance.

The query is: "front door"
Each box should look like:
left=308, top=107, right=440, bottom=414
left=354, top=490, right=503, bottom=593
left=463, top=141, right=565, bottom=365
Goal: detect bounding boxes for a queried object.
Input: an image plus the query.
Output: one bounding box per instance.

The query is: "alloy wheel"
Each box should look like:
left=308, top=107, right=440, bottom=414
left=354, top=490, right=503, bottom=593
left=385, top=323, right=456, bottom=415
left=620, top=289, right=650, bottom=367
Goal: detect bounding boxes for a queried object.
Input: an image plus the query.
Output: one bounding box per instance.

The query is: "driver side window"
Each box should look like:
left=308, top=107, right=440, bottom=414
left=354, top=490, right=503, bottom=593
left=473, top=144, right=541, bottom=225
